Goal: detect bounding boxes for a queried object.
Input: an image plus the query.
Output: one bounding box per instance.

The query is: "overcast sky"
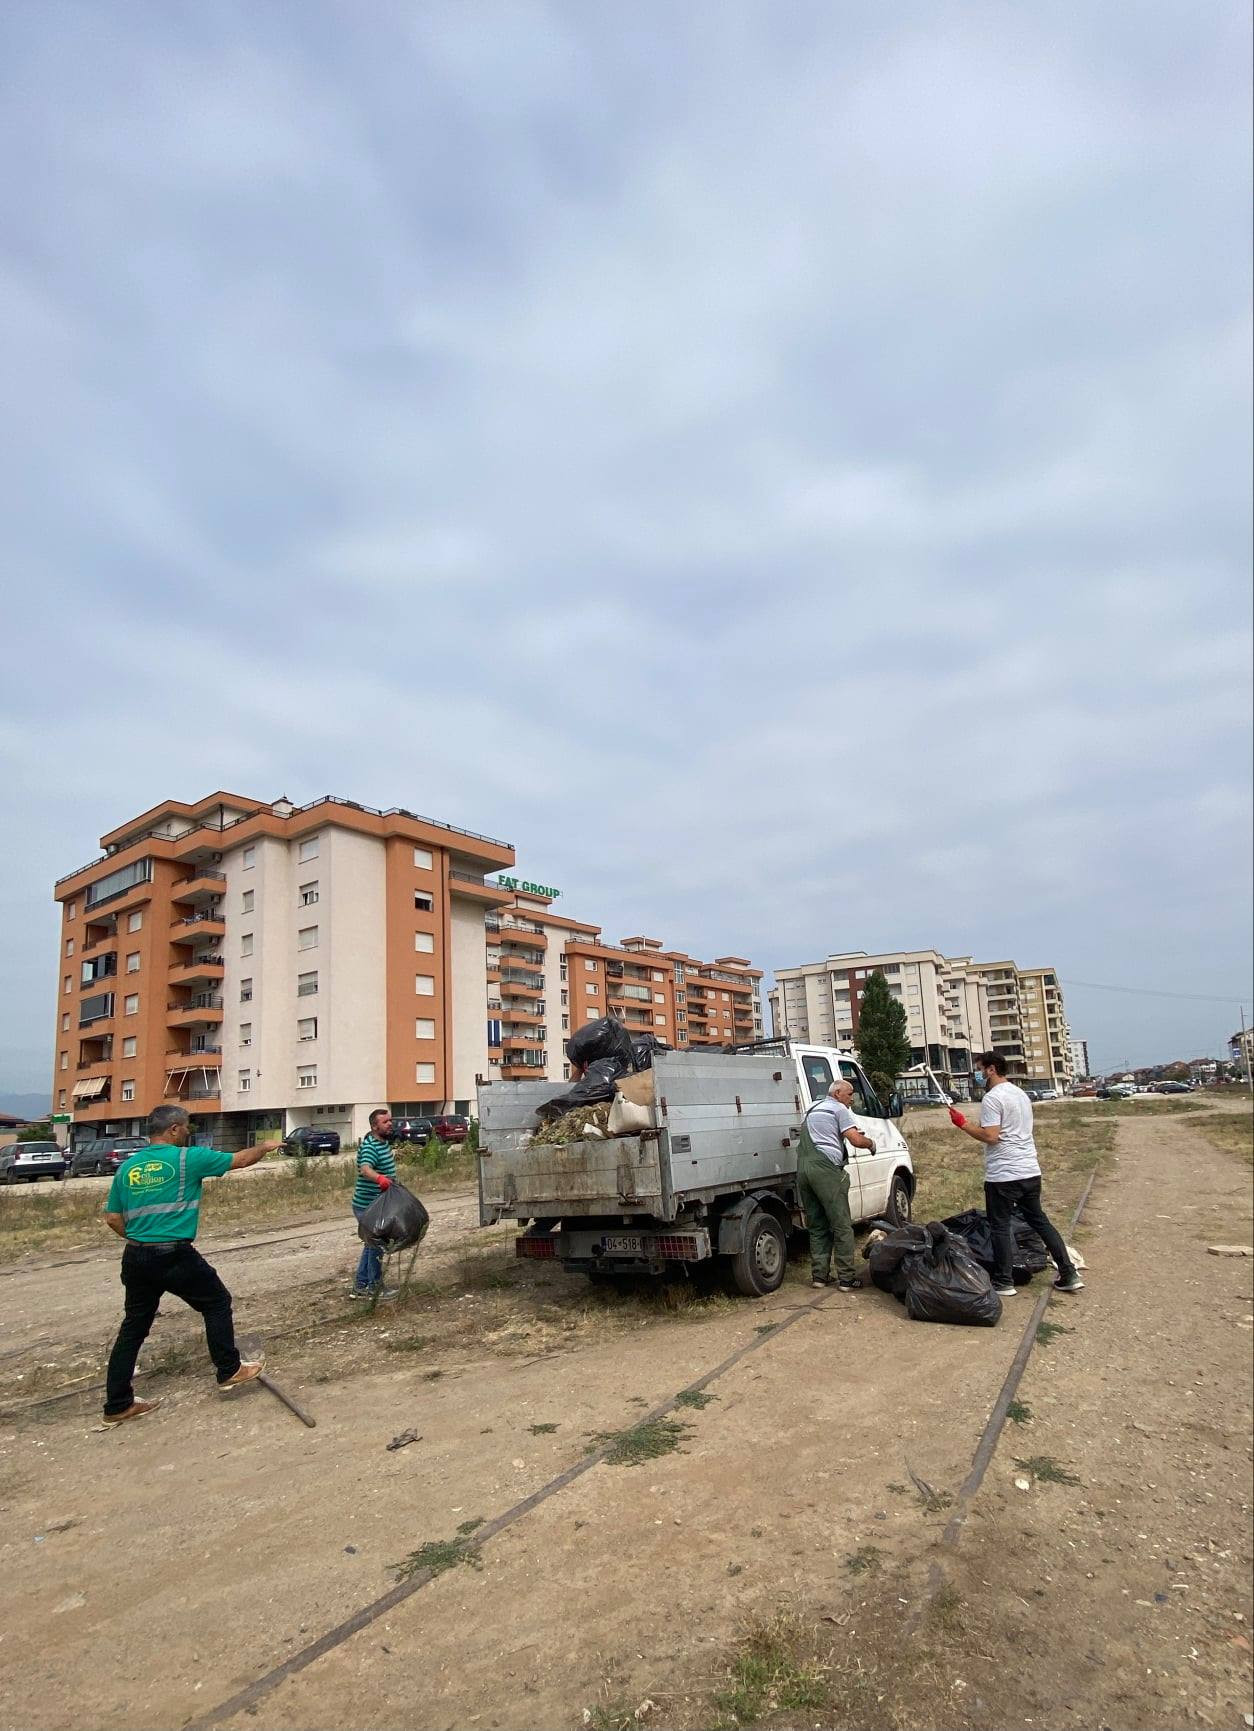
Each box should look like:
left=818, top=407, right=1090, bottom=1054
left=1, top=0, right=1250, bottom=1093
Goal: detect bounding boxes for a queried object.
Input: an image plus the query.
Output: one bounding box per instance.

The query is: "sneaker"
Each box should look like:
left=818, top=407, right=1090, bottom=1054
left=1053, top=1274, right=1085, bottom=1293
left=811, top=1277, right=830, bottom=1289
left=836, top=1277, right=864, bottom=1291
left=348, top=1287, right=371, bottom=1299
left=375, top=1287, right=400, bottom=1302
left=103, top=1398, right=162, bottom=1425
left=218, top=1354, right=265, bottom=1392
left=993, top=1284, right=1018, bottom=1297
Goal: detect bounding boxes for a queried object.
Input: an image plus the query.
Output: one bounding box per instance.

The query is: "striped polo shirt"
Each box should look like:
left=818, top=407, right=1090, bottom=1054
left=352, top=1133, right=397, bottom=1209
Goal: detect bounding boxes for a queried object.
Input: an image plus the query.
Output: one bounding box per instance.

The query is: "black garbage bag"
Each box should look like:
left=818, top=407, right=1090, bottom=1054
left=863, top=1221, right=933, bottom=1301
left=357, top=1181, right=430, bottom=1253
left=566, top=1017, right=636, bottom=1072
left=903, top=1222, right=1002, bottom=1326
left=535, top=1057, right=626, bottom=1122
left=942, top=1208, right=1050, bottom=1282
left=629, top=1032, right=668, bottom=1072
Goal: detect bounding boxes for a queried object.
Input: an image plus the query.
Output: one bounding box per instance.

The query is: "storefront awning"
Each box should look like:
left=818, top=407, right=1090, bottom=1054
left=71, top=1076, right=109, bottom=1100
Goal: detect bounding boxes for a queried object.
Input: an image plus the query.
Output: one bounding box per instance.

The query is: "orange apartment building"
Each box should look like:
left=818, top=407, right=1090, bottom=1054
left=485, top=887, right=764, bottom=1081
left=52, top=793, right=515, bottom=1150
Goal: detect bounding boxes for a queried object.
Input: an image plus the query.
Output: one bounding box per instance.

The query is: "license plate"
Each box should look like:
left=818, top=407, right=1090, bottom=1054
left=603, top=1234, right=644, bottom=1255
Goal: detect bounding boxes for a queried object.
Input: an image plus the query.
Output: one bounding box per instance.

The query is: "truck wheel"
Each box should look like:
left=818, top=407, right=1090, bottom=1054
left=886, top=1172, right=912, bottom=1225
left=729, top=1209, right=787, bottom=1297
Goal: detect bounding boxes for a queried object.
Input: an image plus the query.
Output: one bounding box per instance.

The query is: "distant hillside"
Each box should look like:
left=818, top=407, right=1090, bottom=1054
left=0, top=1092, right=52, bottom=1121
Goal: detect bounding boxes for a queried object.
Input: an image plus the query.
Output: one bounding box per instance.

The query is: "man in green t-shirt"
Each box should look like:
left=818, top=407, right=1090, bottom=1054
left=101, top=1104, right=284, bottom=1424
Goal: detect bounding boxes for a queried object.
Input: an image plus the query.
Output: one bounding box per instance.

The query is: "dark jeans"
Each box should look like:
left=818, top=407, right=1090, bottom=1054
left=352, top=1205, right=384, bottom=1292
left=984, top=1177, right=1075, bottom=1289
left=104, top=1240, right=241, bottom=1415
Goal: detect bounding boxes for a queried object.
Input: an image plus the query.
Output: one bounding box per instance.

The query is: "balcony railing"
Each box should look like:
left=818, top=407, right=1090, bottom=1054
left=167, top=994, right=224, bottom=1011
left=172, top=913, right=224, bottom=930
left=176, top=868, right=226, bottom=888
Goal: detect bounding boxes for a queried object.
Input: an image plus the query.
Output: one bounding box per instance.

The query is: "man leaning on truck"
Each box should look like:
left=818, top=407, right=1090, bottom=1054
left=797, top=1081, right=877, bottom=1289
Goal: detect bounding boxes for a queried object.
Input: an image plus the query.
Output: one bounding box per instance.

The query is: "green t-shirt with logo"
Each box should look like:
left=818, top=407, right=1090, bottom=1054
left=105, top=1143, right=233, bottom=1242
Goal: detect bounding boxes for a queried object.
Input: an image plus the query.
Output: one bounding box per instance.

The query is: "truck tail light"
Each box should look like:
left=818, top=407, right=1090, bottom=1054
left=515, top=1234, right=556, bottom=1260
left=655, top=1234, right=703, bottom=1261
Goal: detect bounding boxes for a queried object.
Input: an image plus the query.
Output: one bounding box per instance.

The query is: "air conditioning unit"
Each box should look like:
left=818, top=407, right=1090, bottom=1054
left=212, top=852, right=223, bottom=863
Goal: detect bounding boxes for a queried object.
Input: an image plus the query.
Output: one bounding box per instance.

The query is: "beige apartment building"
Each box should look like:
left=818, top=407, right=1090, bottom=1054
left=771, top=948, right=1072, bottom=1093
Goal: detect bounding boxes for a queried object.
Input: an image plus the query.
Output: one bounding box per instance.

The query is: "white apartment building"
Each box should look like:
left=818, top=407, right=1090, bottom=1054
left=1069, top=1037, right=1091, bottom=1079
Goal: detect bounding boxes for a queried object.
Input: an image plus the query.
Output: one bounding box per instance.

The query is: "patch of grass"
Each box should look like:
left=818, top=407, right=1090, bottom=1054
left=590, top=1417, right=692, bottom=1466
left=385, top=1335, right=431, bottom=1354
left=1187, top=1110, right=1253, bottom=1167
left=675, top=1388, right=716, bottom=1409
left=422, top=1369, right=445, bottom=1382
left=930, top=1581, right=963, bottom=1625
left=1006, top=1398, right=1033, bottom=1425
left=455, top=1516, right=485, bottom=1535
left=1035, top=1319, right=1070, bottom=1346
left=527, top=1421, right=558, bottom=1434
left=1015, top=1454, right=1081, bottom=1486
left=886, top=1481, right=908, bottom=1496
left=390, top=1535, right=483, bottom=1582
left=142, top=1335, right=200, bottom=1378
left=712, top=1611, right=831, bottom=1728
left=844, top=1544, right=882, bottom=1574
left=754, top=1324, right=777, bottom=1336
left=582, top=1697, right=637, bottom=1731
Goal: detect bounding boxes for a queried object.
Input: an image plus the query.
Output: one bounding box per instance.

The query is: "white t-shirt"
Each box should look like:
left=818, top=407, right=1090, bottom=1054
left=979, top=1082, right=1041, bottom=1182
left=805, top=1097, right=856, bottom=1167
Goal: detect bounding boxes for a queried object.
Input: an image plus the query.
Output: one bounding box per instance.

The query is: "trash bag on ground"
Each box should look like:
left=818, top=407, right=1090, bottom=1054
left=535, top=1056, right=626, bottom=1122
left=357, top=1180, right=430, bottom=1253
left=942, top=1208, right=1050, bottom=1282
left=863, top=1221, right=933, bottom=1301
left=566, top=1018, right=636, bottom=1072
left=902, top=1222, right=1002, bottom=1327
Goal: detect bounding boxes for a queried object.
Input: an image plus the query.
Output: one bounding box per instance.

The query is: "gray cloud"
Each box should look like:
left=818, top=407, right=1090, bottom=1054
left=0, top=0, right=1250, bottom=1090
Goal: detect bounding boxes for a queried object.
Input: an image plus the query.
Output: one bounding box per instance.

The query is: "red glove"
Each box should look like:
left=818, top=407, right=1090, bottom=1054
left=948, top=1107, right=967, bottom=1128
left=375, top=1173, right=393, bottom=1190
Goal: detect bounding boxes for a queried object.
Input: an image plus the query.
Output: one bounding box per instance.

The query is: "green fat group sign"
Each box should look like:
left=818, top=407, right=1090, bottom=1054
left=495, top=876, right=561, bottom=899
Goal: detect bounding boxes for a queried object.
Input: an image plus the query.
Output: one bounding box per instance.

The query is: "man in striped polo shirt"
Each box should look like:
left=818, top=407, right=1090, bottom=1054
left=101, top=1104, right=284, bottom=1424
left=350, top=1107, right=398, bottom=1297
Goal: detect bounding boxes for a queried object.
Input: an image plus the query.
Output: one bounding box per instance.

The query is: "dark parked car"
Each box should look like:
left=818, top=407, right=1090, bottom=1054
left=0, top=1140, right=68, bottom=1184
left=391, top=1116, right=435, bottom=1144
left=69, top=1136, right=146, bottom=1178
left=432, top=1114, right=470, bottom=1143
left=1153, top=1080, right=1190, bottom=1095
left=281, top=1126, right=341, bottom=1157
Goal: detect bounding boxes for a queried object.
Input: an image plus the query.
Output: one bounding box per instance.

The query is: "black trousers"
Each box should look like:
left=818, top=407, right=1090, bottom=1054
left=984, top=1177, right=1075, bottom=1289
left=105, top=1241, right=241, bottom=1415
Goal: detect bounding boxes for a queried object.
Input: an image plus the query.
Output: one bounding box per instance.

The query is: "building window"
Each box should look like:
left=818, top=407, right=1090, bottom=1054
left=416, top=1062, right=436, bottom=1084
left=415, top=891, right=433, bottom=912
left=655, top=1015, right=666, bottom=1026
left=415, top=974, right=435, bottom=995
left=124, top=993, right=139, bottom=1015
left=299, top=835, right=319, bottom=863
left=61, top=1012, right=69, bottom=1032
left=128, top=910, right=143, bottom=932
left=584, top=959, right=596, bottom=972
left=242, top=846, right=256, bottom=870
left=562, top=1014, right=569, bottom=1030
left=240, top=978, right=253, bottom=1003
left=654, top=993, right=664, bottom=1004
left=126, top=952, right=141, bottom=973
left=122, top=1036, right=137, bottom=1058
left=414, top=931, right=434, bottom=953
left=300, top=881, right=319, bottom=906
left=239, top=1023, right=252, bottom=1047
left=297, top=972, right=318, bottom=997
left=298, top=926, right=318, bottom=950
left=560, top=989, right=568, bottom=1006
left=563, top=1063, right=571, bottom=1079
left=586, top=983, right=598, bottom=997
left=58, top=1090, right=66, bottom=1109
left=241, top=890, right=254, bottom=914
left=67, top=900, right=76, bottom=920
left=239, top=1070, right=252, bottom=1093
left=59, top=1051, right=68, bottom=1070
left=65, top=938, right=74, bottom=957
left=297, top=1065, right=317, bottom=1089
left=298, top=1017, right=318, bottom=1042
left=121, top=1080, right=135, bottom=1103
left=415, top=1018, right=436, bottom=1040
left=413, top=847, right=432, bottom=870
left=651, top=971, right=663, bottom=981
left=241, top=933, right=254, bottom=957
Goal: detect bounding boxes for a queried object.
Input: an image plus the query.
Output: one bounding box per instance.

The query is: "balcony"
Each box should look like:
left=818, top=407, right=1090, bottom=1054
left=500, top=1007, right=543, bottom=1026
left=167, top=995, right=224, bottom=1028
left=499, top=972, right=543, bottom=994
left=168, top=955, right=225, bottom=984
left=171, top=914, right=226, bottom=943
left=166, top=1048, right=222, bottom=1072
left=501, top=1059, right=546, bottom=1078
left=502, top=1035, right=545, bottom=1051
left=173, top=868, right=226, bottom=903
left=502, top=921, right=547, bottom=944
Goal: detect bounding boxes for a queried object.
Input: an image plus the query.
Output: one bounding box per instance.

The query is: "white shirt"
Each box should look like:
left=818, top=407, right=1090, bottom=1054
left=805, top=1097, right=856, bottom=1167
left=979, top=1082, right=1042, bottom=1182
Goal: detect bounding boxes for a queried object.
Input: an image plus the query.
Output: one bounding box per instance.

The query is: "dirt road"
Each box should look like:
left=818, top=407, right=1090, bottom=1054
left=0, top=1106, right=1248, bottom=1731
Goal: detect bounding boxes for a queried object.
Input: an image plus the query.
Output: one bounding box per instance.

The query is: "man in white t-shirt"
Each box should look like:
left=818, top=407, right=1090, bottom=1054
left=947, top=1050, right=1083, bottom=1297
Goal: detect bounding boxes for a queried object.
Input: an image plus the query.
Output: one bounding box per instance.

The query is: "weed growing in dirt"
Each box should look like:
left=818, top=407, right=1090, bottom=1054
left=1036, top=1319, right=1070, bottom=1346
left=712, top=1612, right=831, bottom=1728
left=528, top=1422, right=558, bottom=1434
left=422, top=1369, right=444, bottom=1382
left=1007, top=1399, right=1033, bottom=1424
left=1015, top=1454, right=1081, bottom=1486
left=385, top=1335, right=431, bottom=1354
left=675, top=1388, right=716, bottom=1409
left=1188, top=1110, right=1253, bottom=1167
left=455, top=1517, right=485, bottom=1535
left=142, top=1336, right=200, bottom=1378
left=844, top=1545, right=882, bottom=1573
left=930, top=1581, right=963, bottom=1625
left=754, top=1324, right=777, bottom=1336
left=590, top=1417, right=692, bottom=1466
left=390, top=1535, right=483, bottom=1582
left=582, top=1696, right=638, bottom=1731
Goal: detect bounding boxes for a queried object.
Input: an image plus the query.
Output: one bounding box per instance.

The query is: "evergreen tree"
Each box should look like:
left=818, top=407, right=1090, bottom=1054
left=855, top=969, right=913, bottom=1106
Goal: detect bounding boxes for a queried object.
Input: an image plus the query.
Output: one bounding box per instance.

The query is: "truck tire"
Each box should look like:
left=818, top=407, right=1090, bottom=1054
left=729, top=1208, right=787, bottom=1297
left=886, top=1171, right=913, bottom=1226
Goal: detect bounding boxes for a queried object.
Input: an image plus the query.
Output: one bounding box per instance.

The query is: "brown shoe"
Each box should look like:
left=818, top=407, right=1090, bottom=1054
left=218, top=1355, right=265, bottom=1392
left=103, top=1398, right=163, bottom=1425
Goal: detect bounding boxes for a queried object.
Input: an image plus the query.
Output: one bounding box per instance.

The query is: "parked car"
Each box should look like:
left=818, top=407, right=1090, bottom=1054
left=68, top=1136, right=146, bottom=1178
left=280, top=1126, right=341, bottom=1157
left=432, top=1114, right=471, bottom=1143
left=1107, top=1083, right=1138, bottom=1099
left=1153, top=1081, right=1190, bottom=1095
left=0, top=1140, right=68, bottom=1184
left=391, top=1116, right=435, bottom=1144
left=1035, top=1087, right=1061, bottom=1101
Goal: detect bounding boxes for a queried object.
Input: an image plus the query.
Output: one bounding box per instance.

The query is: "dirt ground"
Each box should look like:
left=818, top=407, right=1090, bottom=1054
left=0, top=1102, right=1249, bottom=1731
